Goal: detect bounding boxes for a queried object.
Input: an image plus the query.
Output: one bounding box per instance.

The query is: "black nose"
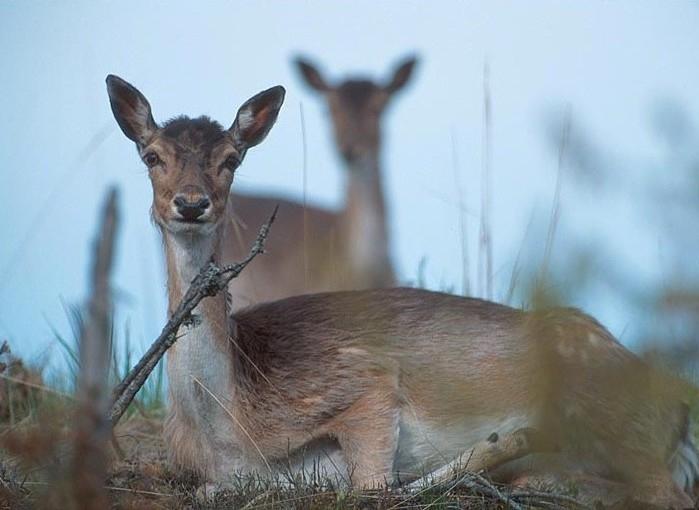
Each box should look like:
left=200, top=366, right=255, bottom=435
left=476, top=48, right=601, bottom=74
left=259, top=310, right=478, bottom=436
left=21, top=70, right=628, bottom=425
left=174, top=195, right=211, bottom=221
left=341, top=147, right=357, bottom=165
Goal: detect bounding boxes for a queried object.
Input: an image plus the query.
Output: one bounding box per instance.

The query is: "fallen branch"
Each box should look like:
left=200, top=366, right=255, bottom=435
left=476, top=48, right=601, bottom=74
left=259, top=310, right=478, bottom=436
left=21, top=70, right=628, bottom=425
left=108, top=206, right=278, bottom=427
left=511, top=488, right=591, bottom=509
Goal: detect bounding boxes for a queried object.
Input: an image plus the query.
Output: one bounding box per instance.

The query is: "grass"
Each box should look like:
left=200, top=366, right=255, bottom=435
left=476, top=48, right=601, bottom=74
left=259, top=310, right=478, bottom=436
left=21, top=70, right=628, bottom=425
left=1, top=319, right=695, bottom=509
left=0, top=403, right=581, bottom=510
left=0, top=318, right=584, bottom=509
left=48, top=305, right=166, bottom=417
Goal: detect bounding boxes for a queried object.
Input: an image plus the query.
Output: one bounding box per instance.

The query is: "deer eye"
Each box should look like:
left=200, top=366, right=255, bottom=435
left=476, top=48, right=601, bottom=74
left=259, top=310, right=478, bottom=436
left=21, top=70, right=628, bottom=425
left=222, top=154, right=240, bottom=172
left=143, top=152, right=161, bottom=168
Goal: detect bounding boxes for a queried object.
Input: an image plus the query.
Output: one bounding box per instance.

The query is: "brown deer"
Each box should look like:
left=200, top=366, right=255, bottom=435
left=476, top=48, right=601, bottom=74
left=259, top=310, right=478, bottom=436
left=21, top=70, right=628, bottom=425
left=223, top=56, right=417, bottom=308
left=106, top=75, right=698, bottom=508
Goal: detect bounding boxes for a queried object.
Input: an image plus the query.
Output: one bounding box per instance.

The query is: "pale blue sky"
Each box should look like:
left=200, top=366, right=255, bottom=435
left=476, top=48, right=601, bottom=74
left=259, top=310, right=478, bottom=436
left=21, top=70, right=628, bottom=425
left=1, top=1, right=698, bottom=367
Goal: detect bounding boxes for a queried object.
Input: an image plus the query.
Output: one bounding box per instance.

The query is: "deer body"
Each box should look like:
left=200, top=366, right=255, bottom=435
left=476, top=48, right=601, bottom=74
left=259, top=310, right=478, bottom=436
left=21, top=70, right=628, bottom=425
left=225, top=160, right=392, bottom=308
left=223, top=57, right=417, bottom=307
left=166, top=283, right=699, bottom=499
left=107, top=75, right=698, bottom=507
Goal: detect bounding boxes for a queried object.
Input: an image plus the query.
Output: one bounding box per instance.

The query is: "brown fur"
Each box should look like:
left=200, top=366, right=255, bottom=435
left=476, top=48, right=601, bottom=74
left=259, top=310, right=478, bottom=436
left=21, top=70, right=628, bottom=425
left=180, top=288, right=694, bottom=503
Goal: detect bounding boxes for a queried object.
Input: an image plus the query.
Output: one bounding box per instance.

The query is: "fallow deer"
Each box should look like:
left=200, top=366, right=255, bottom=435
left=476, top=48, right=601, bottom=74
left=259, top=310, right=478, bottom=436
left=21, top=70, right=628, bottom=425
left=106, top=75, right=698, bottom=508
left=224, top=56, right=417, bottom=308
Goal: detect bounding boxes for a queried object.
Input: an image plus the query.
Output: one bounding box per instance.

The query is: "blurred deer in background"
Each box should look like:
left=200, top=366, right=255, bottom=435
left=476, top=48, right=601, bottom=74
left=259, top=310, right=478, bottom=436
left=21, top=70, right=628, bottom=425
left=224, top=56, right=417, bottom=308
left=107, top=75, right=698, bottom=508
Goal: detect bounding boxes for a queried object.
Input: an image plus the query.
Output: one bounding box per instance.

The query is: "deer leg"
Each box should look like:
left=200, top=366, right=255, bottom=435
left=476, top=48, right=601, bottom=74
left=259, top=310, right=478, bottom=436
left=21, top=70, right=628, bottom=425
left=331, top=390, right=400, bottom=488
left=407, top=427, right=549, bottom=489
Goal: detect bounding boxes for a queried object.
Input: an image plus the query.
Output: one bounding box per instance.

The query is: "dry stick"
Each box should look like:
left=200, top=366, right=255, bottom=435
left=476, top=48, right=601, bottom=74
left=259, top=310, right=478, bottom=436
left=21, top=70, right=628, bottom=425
left=109, top=206, right=278, bottom=427
left=453, top=472, right=524, bottom=510
left=72, top=186, right=119, bottom=509
left=511, top=489, right=590, bottom=509
left=429, top=471, right=585, bottom=510
left=22, top=481, right=179, bottom=499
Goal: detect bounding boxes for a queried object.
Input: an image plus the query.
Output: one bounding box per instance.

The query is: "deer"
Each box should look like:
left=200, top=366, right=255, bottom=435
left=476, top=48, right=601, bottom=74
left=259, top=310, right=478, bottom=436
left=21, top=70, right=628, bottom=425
left=223, top=56, right=417, bottom=308
left=106, top=74, right=698, bottom=508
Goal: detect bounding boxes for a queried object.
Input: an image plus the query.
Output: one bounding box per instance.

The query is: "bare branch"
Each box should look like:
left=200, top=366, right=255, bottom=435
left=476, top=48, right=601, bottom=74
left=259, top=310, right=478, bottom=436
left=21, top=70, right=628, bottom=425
left=72, top=186, right=119, bottom=509
left=108, top=206, right=278, bottom=427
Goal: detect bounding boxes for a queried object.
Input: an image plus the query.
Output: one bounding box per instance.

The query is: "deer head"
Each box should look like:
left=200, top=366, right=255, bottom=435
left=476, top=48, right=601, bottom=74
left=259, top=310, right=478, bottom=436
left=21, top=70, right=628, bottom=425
left=294, top=55, right=418, bottom=168
left=106, top=75, right=285, bottom=236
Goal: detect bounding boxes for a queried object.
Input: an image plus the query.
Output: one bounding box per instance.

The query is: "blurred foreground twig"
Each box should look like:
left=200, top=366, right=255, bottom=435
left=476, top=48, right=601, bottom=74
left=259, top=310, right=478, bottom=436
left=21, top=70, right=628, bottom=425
left=72, top=186, right=119, bottom=508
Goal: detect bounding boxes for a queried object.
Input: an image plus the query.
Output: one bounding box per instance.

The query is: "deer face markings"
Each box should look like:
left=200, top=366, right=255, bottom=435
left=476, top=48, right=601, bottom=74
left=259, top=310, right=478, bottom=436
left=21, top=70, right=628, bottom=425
left=106, top=75, right=285, bottom=235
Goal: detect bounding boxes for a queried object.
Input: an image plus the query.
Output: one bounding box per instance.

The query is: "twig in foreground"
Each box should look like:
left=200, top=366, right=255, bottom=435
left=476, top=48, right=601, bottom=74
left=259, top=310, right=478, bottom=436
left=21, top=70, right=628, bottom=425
left=109, top=206, right=278, bottom=427
left=72, top=186, right=119, bottom=509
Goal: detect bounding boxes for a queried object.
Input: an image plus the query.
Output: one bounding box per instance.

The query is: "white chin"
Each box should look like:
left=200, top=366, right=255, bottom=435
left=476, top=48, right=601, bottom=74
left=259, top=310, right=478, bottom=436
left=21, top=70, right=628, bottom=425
left=167, top=221, right=216, bottom=236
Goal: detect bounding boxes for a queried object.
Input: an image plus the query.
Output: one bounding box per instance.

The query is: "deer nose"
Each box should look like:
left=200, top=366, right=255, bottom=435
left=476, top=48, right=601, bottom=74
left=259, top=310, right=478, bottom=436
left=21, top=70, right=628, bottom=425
left=173, top=195, right=211, bottom=221
left=341, top=146, right=358, bottom=164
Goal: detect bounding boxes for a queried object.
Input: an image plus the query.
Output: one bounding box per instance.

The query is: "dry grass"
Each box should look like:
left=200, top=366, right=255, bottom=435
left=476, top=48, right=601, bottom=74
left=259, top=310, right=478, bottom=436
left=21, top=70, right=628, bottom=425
left=0, top=392, right=591, bottom=510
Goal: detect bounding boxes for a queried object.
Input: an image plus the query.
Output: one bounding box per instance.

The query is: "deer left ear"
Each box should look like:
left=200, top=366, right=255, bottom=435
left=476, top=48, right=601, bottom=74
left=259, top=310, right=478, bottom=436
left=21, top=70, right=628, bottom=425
left=106, top=75, right=158, bottom=146
left=385, top=56, right=419, bottom=94
left=230, top=86, right=286, bottom=150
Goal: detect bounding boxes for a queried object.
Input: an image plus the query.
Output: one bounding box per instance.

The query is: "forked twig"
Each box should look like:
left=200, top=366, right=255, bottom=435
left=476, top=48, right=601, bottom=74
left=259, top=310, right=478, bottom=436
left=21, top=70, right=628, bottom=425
left=108, top=206, right=278, bottom=427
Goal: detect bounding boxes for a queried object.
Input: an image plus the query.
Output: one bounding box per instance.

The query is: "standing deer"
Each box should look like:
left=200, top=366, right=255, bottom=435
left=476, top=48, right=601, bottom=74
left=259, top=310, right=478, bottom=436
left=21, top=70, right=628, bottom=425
left=224, top=56, right=417, bottom=308
left=106, top=75, right=698, bottom=508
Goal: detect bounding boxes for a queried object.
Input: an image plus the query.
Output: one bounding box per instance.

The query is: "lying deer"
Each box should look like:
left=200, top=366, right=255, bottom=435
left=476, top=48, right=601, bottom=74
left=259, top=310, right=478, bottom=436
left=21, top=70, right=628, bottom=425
left=106, top=75, right=698, bottom=508
left=224, top=56, right=417, bottom=308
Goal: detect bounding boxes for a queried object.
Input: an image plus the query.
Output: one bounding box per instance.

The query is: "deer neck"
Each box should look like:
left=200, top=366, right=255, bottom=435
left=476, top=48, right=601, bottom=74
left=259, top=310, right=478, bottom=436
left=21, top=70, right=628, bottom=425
left=162, top=224, right=233, bottom=405
left=340, top=154, right=394, bottom=285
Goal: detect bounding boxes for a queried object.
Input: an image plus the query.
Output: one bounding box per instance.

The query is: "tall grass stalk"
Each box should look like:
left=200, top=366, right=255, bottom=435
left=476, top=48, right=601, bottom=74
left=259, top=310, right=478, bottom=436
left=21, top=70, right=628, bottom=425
left=50, top=306, right=165, bottom=415
left=479, top=60, right=494, bottom=300
left=451, top=129, right=470, bottom=296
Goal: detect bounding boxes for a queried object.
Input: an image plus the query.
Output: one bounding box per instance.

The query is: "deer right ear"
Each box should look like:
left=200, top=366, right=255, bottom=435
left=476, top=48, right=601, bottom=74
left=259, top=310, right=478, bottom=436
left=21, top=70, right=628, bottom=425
left=106, top=75, right=158, bottom=145
left=385, top=56, right=419, bottom=94
left=230, top=86, right=286, bottom=150
left=294, top=57, right=330, bottom=92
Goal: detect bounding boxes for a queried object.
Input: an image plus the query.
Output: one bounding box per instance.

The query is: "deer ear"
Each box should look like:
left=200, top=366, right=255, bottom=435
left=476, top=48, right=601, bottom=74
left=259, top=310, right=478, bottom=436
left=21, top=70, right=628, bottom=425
left=294, top=57, right=330, bottom=92
left=385, top=56, right=418, bottom=94
left=230, top=86, right=286, bottom=150
left=106, top=75, right=158, bottom=145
